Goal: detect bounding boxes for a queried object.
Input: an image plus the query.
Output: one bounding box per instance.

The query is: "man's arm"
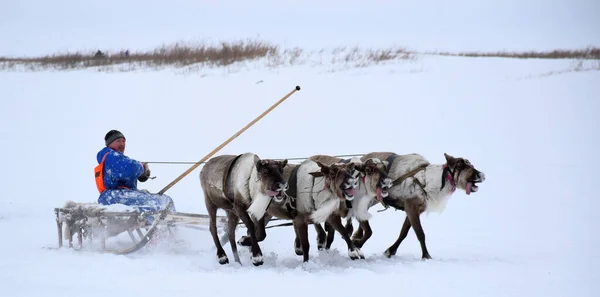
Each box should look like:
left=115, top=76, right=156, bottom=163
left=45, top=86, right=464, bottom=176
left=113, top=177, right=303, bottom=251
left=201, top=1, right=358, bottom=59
left=104, top=151, right=144, bottom=185
left=138, top=162, right=151, bottom=182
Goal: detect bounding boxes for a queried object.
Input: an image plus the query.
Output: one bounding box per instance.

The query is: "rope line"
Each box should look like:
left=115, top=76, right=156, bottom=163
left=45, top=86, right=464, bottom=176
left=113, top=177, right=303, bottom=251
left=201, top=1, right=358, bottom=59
left=145, top=153, right=366, bottom=165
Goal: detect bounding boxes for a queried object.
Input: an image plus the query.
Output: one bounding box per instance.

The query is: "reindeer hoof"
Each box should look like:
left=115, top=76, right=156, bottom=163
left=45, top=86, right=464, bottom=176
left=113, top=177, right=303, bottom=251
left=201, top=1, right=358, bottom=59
left=317, top=242, right=326, bottom=251
left=348, top=248, right=363, bottom=260
left=384, top=248, right=396, bottom=258
left=218, top=255, right=229, bottom=265
left=422, top=254, right=432, bottom=260
left=251, top=254, right=264, bottom=266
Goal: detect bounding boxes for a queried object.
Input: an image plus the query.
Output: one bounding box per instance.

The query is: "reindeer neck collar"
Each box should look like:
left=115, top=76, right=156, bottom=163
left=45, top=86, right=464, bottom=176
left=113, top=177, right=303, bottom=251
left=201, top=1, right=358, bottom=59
left=441, top=164, right=456, bottom=193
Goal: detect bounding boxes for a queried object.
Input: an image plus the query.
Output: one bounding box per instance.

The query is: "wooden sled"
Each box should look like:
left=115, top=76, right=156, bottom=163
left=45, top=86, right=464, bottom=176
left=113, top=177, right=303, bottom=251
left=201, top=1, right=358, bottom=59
left=53, top=200, right=292, bottom=255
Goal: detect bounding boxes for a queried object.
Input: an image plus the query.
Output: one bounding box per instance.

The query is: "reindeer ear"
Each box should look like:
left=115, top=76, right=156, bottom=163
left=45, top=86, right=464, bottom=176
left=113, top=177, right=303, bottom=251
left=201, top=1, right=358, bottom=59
left=281, top=159, right=288, bottom=167
left=444, top=153, right=456, bottom=166
left=309, top=171, right=325, bottom=178
left=316, top=161, right=331, bottom=175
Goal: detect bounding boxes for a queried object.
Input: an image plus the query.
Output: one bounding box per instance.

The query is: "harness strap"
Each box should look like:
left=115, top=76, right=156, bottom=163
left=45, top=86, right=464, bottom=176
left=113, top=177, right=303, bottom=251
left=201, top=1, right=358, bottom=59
left=285, top=165, right=300, bottom=213
left=440, top=164, right=460, bottom=192
left=222, top=154, right=243, bottom=202
left=440, top=164, right=456, bottom=191
left=378, top=154, right=427, bottom=212
left=389, top=164, right=428, bottom=187
left=340, top=158, right=353, bottom=209
left=309, top=175, right=316, bottom=210
left=385, top=154, right=399, bottom=175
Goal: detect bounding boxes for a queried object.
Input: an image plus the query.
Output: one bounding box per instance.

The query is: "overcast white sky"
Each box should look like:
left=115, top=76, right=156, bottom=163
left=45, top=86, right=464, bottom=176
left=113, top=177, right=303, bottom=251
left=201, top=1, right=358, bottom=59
left=1, top=0, right=598, bottom=56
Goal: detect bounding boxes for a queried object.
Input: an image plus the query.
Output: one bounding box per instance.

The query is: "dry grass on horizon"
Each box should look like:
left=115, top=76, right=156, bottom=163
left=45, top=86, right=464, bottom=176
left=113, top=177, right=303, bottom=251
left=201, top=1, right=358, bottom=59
left=434, top=47, right=600, bottom=60
left=0, top=39, right=598, bottom=73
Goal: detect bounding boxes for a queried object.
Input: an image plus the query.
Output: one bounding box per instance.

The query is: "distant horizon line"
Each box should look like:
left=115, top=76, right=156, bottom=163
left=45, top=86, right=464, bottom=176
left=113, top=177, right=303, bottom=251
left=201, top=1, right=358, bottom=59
left=0, top=38, right=598, bottom=73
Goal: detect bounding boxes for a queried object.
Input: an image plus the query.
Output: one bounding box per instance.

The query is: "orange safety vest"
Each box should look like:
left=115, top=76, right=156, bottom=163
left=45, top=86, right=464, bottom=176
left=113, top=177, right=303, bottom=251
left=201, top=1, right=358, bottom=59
left=94, top=152, right=128, bottom=193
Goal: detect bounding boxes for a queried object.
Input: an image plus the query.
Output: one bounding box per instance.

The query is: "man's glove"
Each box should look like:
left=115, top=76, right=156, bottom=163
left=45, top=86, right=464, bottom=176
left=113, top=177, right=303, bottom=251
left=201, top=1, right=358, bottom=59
left=138, top=162, right=151, bottom=182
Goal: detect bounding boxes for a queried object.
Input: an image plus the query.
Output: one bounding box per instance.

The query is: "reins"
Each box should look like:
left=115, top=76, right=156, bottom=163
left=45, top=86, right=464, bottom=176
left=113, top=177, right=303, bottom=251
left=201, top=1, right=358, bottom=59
left=144, top=154, right=366, bottom=165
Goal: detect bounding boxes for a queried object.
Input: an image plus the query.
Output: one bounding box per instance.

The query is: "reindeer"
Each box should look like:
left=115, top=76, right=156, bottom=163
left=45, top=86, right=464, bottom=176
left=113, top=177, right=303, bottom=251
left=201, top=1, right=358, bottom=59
left=199, top=153, right=288, bottom=266
left=348, top=152, right=486, bottom=259
left=307, top=155, right=392, bottom=251
left=241, top=157, right=381, bottom=262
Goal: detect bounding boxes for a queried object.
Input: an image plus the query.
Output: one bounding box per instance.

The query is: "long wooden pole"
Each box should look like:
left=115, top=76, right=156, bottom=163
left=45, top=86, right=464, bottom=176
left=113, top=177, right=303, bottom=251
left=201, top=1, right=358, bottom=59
left=157, top=85, right=301, bottom=195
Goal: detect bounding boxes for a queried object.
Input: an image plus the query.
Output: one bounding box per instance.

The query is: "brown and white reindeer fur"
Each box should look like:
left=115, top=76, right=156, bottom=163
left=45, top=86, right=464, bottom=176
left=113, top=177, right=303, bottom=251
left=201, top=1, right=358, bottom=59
left=350, top=152, right=486, bottom=260
left=199, top=153, right=288, bottom=266
left=307, top=154, right=392, bottom=251
left=243, top=158, right=364, bottom=262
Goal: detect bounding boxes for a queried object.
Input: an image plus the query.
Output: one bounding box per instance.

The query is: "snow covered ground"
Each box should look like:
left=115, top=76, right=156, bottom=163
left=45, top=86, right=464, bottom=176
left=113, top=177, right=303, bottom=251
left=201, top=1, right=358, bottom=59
left=1, top=1, right=598, bottom=297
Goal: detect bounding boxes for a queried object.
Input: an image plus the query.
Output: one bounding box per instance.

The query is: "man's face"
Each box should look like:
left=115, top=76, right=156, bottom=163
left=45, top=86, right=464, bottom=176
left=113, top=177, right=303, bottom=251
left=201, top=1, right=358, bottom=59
left=108, top=138, right=126, bottom=153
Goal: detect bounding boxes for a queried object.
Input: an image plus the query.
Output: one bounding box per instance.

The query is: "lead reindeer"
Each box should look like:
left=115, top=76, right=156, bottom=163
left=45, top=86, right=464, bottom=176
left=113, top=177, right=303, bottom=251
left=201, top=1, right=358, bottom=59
left=241, top=158, right=365, bottom=262
left=349, top=152, right=486, bottom=259
left=199, top=153, right=288, bottom=266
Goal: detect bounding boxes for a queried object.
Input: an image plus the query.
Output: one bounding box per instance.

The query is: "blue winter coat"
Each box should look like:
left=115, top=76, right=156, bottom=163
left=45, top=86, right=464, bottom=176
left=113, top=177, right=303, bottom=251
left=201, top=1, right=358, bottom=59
left=96, top=147, right=176, bottom=215
left=96, top=146, right=144, bottom=190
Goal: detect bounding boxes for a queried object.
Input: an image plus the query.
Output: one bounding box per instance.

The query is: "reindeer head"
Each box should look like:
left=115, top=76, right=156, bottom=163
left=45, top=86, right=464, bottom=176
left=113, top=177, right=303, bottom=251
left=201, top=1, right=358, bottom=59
left=355, top=158, right=392, bottom=202
left=309, top=161, right=359, bottom=201
left=255, top=158, right=289, bottom=202
left=443, top=153, right=485, bottom=195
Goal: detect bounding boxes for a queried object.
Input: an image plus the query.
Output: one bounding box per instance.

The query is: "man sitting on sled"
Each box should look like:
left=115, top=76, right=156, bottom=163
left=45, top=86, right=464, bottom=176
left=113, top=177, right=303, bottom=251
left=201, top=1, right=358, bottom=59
left=95, top=129, right=176, bottom=224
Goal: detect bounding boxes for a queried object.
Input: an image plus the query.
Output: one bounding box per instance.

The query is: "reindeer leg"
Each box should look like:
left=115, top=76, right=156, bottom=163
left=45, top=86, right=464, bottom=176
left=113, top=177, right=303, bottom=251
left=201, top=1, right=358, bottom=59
left=295, top=218, right=310, bottom=262
left=314, top=223, right=327, bottom=251
left=238, top=226, right=253, bottom=247
left=294, top=222, right=304, bottom=255
left=405, top=204, right=431, bottom=260
left=205, top=198, right=229, bottom=264
left=327, top=214, right=364, bottom=260
left=233, top=201, right=264, bottom=266
left=324, top=221, right=335, bottom=250
left=345, top=218, right=354, bottom=239
left=352, top=220, right=372, bottom=249
left=226, top=211, right=241, bottom=265
left=351, top=222, right=364, bottom=241
left=238, top=214, right=268, bottom=247
left=384, top=215, right=411, bottom=258
left=255, top=214, right=269, bottom=242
